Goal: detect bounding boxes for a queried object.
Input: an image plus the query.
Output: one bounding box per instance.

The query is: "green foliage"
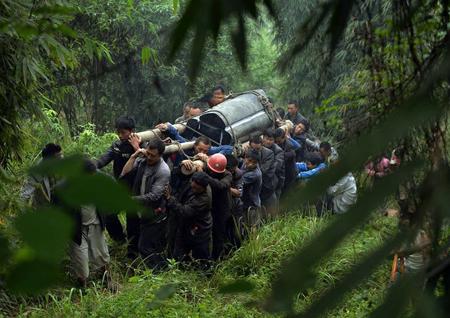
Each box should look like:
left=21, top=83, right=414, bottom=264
left=16, top=214, right=397, bottom=317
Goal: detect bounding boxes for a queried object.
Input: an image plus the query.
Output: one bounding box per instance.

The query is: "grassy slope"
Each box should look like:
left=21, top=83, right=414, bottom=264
left=19, top=213, right=397, bottom=318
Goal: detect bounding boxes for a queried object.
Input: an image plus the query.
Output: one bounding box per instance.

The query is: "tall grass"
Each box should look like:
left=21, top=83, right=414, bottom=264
left=11, top=212, right=397, bottom=318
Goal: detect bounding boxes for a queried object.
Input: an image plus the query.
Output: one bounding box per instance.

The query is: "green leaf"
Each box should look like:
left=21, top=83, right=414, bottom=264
left=147, top=284, right=178, bottom=309
left=55, top=173, right=141, bottom=213
left=15, top=208, right=74, bottom=263
left=6, top=260, right=62, bottom=295
left=173, top=0, right=180, bottom=15
left=219, top=279, right=255, bottom=294
left=29, top=155, right=84, bottom=179
left=33, top=5, right=76, bottom=16
left=141, top=46, right=151, bottom=65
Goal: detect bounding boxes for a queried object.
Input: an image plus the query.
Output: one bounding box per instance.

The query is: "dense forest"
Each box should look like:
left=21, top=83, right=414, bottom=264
left=1, top=0, right=449, bottom=317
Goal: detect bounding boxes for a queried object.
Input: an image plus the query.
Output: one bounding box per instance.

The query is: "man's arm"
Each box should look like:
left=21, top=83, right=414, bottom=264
left=261, top=149, right=275, bottom=179
left=97, top=144, right=115, bottom=169
left=205, top=172, right=232, bottom=191
left=121, top=149, right=145, bottom=177
left=298, top=163, right=326, bottom=179
left=208, top=145, right=233, bottom=155
left=166, top=123, right=187, bottom=143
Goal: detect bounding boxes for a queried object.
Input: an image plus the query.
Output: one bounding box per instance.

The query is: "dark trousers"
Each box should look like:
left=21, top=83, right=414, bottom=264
left=315, top=195, right=333, bottom=217
left=261, top=189, right=277, bottom=219
left=212, top=212, right=227, bottom=260
left=173, top=232, right=211, bottom=262
left=104, top=213, right=140, bottom=259
left=138, top=219, right=167, bottom=270
left=104, top=214, right=126, bottom=243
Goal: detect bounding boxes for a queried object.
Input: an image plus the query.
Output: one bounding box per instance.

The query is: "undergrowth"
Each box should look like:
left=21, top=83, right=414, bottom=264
left=11, top=213, right=397, bottom=318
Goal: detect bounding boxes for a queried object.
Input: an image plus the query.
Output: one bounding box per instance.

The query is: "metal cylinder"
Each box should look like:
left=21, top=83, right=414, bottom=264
left=186, top=89, right=274, bottom=145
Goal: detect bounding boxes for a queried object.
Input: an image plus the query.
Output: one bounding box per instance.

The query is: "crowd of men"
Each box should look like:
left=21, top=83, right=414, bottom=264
left=22, top=86, right=360, bottom=287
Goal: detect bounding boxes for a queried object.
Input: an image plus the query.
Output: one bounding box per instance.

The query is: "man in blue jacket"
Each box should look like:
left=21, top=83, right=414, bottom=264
left=296, top=152, right=326, bottom=180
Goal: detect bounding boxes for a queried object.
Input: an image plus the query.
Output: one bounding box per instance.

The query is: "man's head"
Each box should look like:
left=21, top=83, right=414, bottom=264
left=276, top=107, right=285, bottom=119
left=144, top=139, right=165, bottom=166
left=244, top=150, right=259, bottom=170
left=294, top=121, right=309, bottom=136
left=41, top=143, right=62, bottom=160
left=194, top=136, right=211, bottom=155
left=207, top=153, right=227, bottom=175
left=225, top=154, right=239, bottom=174
left=262, top=128, right=276, bottom=148
left=83, top=157, right=97, bottom=175
left=189, top=105, right=203, bottom=118
left=305, top=152, right=324, bottom=170
left=210, top=85, right=225, bottom=106
left=319, top=142, right=332, bottom=160
left=287, top=100, right=299, bottom=117
left=115, top=116, right=136, bottom=141
left=191, top=171, right=209, bottom=193
left=274, top=128, right=286, bottom=145
left=249, top=135, right=263, bottom=151
left=182, top=102, right=193, bottom=116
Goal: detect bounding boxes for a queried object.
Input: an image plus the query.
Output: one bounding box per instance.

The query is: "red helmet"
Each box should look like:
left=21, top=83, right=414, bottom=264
left=207, top=153, right=227, bottom=174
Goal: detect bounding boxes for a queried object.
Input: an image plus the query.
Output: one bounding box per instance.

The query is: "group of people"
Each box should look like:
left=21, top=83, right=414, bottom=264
left=22, top=87, right=359, bottom=287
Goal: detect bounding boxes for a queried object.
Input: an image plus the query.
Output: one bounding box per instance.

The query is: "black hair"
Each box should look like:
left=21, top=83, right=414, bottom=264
left=274, top=128, right=286, bottom=139
left=194, top=136, right=211, bottom=146
left=212, top=85, right=225, bottom=94
left=249, top=135, right=262, bottom=145
left=183, top=102, right=193, bottom=109
left=319, top=142, right=332, bottom=152
left=115, top=116, right=136, bottom=130
left=225, top=154, right=239, bottom=169
left=305, top=152, right=324, bottom=166
left=83, top=157, right=97, bottom=174
left=263, top=128, right=276, bottom=138
left=41, top=143, right=62, bottom=159
left=245, top=149, right=260, bottom=163
left=276, top=107, right=285, bottom=118
left=198, top=93, right=212, bottom=103
left=287, top=100, right=299, bottom=108
left=146, top=139, right=165, bottom=155
left=298, top=119, right=310, bottom=132
left=191, top=171, right=209, bottom=188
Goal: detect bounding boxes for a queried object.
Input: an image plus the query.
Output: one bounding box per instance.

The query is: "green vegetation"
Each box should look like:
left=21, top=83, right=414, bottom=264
left=14, top=214, right=396, bottom=318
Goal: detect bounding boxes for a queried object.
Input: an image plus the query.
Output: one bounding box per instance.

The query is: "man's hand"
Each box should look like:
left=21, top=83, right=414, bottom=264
left=132, top=148, right=146, bottom=159
left=181, top=160, right=194, bottom=171
left=129, top=133, right=142, bottom=151
left=196, top=153, right=209, bottom=162
left=230, top=188, right=240, bottom=198
left=164, top=185, right=171, bottom=199
left=155, top=123, right=169, bottom=132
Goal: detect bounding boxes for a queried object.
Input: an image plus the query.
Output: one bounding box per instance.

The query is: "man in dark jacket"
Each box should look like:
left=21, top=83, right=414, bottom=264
left=241, top=150, right=263, bottom=228
left=121, top=139, right=171, bottom=270
left=249, top=135, right=276, bottom=218
left=226, top=154, right=244, bottom=249
left=284, top=100, right=307, bottom=125
left=262, top=129, right=285, bottom=215
left=274, top=128, right=300, bottom=193
left=203, top=153, right=232, bottom=260
left=96, top=116, right=142, bottom=257
left=166, top=171, right=212, bottom=263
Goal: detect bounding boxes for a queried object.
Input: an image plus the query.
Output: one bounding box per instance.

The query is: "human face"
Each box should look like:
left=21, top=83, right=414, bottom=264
left=191, top=180, right=205, bottom=193
left=189, top=107, right=202, bottom=117
left=244, top=158, right=257, bottom=170
left=294, top=123, right=305, bottom=135
left=319, top=148, right=331, bottom=160
left=306, top=161, right=316, bottom=170
left=250, top=142, right=262, bottom=152
left=263, top=136, right=274, bottom=148
left=145, top=148, right=161, bottom=166
left=212, top=89, right=225, bottom=106
left=287, top=104, right=298, bottom=116
left=195, top=142, right=210, bottom=155
left=117, top=128, right=132, bottom=141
